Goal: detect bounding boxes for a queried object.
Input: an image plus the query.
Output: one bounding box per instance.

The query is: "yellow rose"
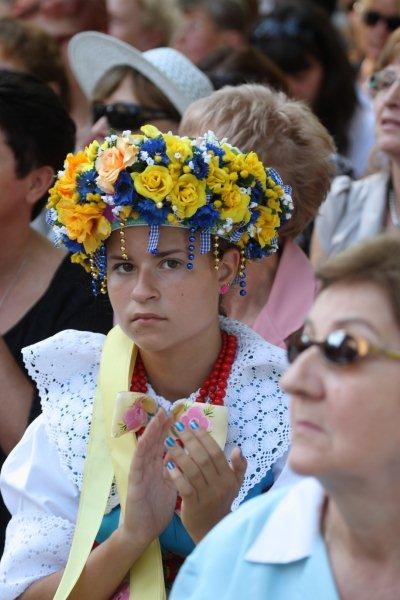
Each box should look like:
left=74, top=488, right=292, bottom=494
left=267, top=196, right=283, bottom=212
left=254, top=205, right=281, bottom=247
left=95, top=137, right=138, bottom=194
left=170, top=173, right=206, bottom=219
left=220, top=185, right=251, bottom=224
left=230, top=152, right=266, bottom=186
left=221, top=143, right=238, bottom=163
left=133, top=165, right=173, bottom=203
left=206, top=157, right=231, bottom=193
left=71, top=252, right=90, bottom=272
left=84, top=140, right=100, bottom=163
left=164, top=133, right=193, bottom=165
left=57, top=200, right=111, bottom=254
left=140, top=124, right=162, bottom=138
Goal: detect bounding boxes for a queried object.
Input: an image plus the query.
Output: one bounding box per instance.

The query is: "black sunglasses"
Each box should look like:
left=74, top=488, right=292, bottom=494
left=92, top=102, right=172, bottom=131
left=362, top=10, right=400, bottom=32
left=287, top=329, right=400, bottom=366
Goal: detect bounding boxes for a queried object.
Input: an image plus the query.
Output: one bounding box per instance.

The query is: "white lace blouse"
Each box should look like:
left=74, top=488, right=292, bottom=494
left=0, top=318, right=290, bottom=599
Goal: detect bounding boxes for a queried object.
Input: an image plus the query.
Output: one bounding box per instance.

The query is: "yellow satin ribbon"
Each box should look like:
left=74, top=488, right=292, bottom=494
left=54, top=324, right=229, bottom=600
left=54, top=325, right=165, bottom=600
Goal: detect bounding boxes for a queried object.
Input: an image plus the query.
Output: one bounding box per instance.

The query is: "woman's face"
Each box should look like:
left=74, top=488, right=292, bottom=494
left=374, top=61, right=400, bottom=158
left=0, top=127, right=33, bottom=220
left=285, top=57, right=324, bottom=106
left=359, top=0, right=400, bottom=62
left=281, top=281, right=400, bottom=484
left=107, top=225, right=238, bottom=353
left=87, top=74, right=179, bottom=146
left=171, top=7, right=228, bottom=65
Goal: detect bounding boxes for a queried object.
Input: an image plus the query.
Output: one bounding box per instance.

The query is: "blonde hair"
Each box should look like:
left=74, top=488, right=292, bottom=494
left=376, top=27, right=400, bottom=70
left=180, top=84, right=335, bottom=239
left=317, top=232, right=400, bottom=327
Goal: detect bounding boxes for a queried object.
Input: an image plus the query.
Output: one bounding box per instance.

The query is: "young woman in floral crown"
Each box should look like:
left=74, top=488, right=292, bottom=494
left=0, top=125, right=294, bottom=600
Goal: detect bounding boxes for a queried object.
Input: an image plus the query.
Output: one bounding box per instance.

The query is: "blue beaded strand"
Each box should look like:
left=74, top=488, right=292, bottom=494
left=187, top=227, right=196, bottom=270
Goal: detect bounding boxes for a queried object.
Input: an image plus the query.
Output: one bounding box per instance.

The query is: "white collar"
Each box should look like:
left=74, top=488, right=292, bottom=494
left=245, top=477, right=325, bottom=564
left=22, top=322, right=289, bottom=511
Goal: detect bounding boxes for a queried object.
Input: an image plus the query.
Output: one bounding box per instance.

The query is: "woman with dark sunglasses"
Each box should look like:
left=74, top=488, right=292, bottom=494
left=170, top=232, right=400, bottom=600
left=355, top=0, right=400, bottom=85
left=67, top=31, right=213, bottom=149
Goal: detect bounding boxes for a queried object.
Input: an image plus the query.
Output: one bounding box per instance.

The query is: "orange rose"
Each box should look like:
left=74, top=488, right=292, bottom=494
left=58, top=200, right=111, bottom=254
left=96, top=137, right=138, bottom=194
left=48, top=151, right=92, bottom=205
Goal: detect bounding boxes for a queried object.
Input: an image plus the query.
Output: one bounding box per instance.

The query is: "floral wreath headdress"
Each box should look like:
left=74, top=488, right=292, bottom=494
left=47, top=125, right=293, bottom=295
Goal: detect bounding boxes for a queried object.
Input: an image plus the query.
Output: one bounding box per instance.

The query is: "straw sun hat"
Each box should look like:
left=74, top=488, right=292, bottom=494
left=68, top=31, right=214, bottom=115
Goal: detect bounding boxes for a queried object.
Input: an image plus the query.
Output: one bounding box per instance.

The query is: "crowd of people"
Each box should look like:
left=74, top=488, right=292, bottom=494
left=0, top=1, right=399, bottom=599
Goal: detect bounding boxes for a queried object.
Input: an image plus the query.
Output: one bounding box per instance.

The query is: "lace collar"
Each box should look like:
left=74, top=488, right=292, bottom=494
left=22, top=320, right=290, bottom=509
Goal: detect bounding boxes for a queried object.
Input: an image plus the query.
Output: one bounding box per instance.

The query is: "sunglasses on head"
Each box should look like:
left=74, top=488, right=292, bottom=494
left=287, top=329, right=400, bottom=366
left=362, top=10, right=400, bottom=32
left=92, top=102, right=172, bottom=131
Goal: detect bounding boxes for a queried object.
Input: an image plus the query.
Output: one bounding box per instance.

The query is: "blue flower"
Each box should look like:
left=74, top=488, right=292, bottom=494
left=205, top=142, right=224, bottom=161
left=249, top=208, right=260, bottom=225
left=244, top=240, right=264, bottom=260
left=187, top=150, right=209, bottom=179
left=250, top=182, right=263, bottom=205
left=62, top=235, right=85, bottom=253
left=140, top=137, right=168, bottom=164
left=187, top=204, right=219, bottom=229
left=76, top=168, right=100, bottom=200
left=114, top=171, right=134, bottom=205
left=137, top=199, right=169, bottom=225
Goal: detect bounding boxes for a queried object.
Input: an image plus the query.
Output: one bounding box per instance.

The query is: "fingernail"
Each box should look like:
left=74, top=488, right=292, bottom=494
left=165, top=436, right=176, bottom=448
left=167, top=460, right=175, bottom=470
left=174, top=421, right=185, bottom=432
left=189, top=418, right=199, bottom=430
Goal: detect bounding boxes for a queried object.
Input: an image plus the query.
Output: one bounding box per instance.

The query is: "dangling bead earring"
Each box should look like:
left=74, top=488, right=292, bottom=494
left=213, top=236, right=220, bottom=270
left=187, top=227, right=196, bottom=270
left=89, top=253, right=99, bottom=296
left=119, top=219, right=128, bottom=260
left=100, top=275, right=108, bottom=295
left=238, top=249, right=247, bottom=296
left=98, top=244, right=107, bottom=295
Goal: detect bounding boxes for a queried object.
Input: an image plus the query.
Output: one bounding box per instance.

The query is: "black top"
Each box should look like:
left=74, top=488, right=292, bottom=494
left=0, top=255, right=113, bottom=554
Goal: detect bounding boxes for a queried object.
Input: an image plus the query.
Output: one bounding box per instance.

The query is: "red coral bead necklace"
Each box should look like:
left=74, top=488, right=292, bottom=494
left=130, top=330, right=237, bottom=406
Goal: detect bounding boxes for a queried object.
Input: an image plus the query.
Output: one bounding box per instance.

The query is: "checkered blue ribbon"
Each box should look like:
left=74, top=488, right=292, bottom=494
left=283, top=184, right=292, bottom=195
left=147, top=225, right=160, bottom=254
left=264, top=236, right=279, bottom=256
left=267, top=167, right=284, bottom=186
left=200, top=229, right=211, bottom=254
left=229, top=229, right=244, bottom=243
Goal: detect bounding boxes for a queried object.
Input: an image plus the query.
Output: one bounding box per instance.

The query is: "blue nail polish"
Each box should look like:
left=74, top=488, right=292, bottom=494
left=189, top=419, right=199, bottom=430
left=167, top=460, right=175, bottom=470
left=174, top=421, right=185, bottom=432
left=165, top=436, right=176, bottom=448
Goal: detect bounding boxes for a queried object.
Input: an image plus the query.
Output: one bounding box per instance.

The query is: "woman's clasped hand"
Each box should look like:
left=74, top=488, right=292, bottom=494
left=164, top=418, right=247, bottom=543
left=123, top=408, right=247, bottom=547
